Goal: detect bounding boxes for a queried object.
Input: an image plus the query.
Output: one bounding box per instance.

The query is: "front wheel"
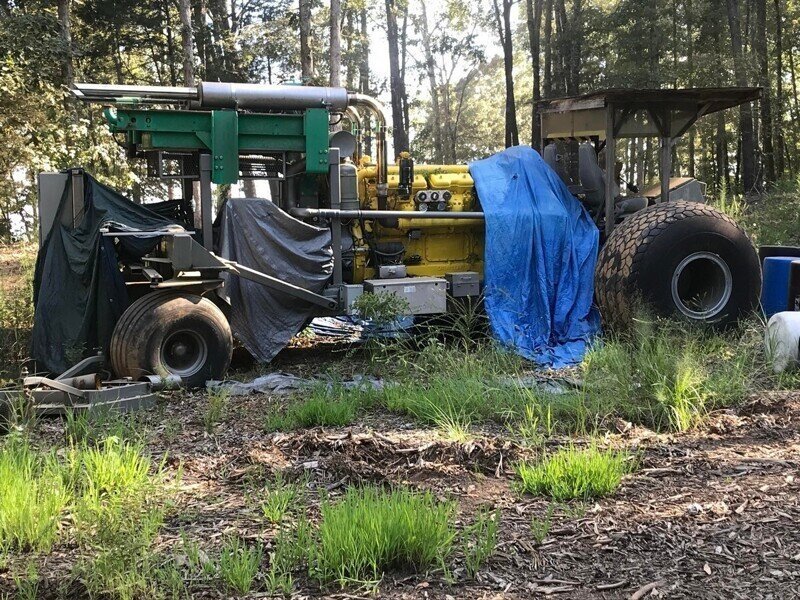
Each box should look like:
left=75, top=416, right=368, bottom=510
left=595, top=201, right=761, bottom=329
left=110, top=292, right=232, bottom=387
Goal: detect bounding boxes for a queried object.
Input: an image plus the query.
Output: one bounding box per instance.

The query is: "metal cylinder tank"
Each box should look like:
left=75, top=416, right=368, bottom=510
left=340, top=163, right=359, bottom=210
left=199, top=82, right=349, bottom=111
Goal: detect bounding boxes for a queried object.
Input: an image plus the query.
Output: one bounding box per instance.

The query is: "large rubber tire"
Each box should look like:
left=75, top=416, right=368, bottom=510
left=110, top=292, right=232, bottom=387
left=595, top=201, right=761, bottom=329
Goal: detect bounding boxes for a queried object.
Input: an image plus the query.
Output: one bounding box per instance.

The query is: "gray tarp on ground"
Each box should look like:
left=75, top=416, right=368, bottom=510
left=217, top=198, right=333, bottom=362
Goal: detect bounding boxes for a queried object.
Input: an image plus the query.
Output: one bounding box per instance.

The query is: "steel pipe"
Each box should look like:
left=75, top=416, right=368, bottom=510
left=73, top=83, right=198, bottom=102
left=199, top=82, right=349, bottom=111
left=291, top=207, right=484, bottom=220
left=347, top=93, right=388, bottom=189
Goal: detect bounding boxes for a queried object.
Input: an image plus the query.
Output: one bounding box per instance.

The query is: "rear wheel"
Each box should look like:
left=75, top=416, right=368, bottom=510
left=595, top=201, right=761, bottom=328
left=110, top=292, right=232, bottom=387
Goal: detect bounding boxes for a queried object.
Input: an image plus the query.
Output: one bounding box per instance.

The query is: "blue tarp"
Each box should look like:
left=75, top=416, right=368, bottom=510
left=469, top=146, right=601, bottom=368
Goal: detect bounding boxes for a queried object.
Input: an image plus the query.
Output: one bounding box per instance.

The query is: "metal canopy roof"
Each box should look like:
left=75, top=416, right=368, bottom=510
left=536, top=87, right=762, bottom=235
left=537, top=87, right=762, bottom=115
left=537, top=87, right=762, bottom=142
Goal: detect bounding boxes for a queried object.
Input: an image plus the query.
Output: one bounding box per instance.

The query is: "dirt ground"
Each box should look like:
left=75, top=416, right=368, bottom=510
left=4, top=340, right=795, bottom=600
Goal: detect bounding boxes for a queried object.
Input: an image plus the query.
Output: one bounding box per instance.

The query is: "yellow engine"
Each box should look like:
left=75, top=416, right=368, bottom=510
left=349, top=163, right=484, bottom=283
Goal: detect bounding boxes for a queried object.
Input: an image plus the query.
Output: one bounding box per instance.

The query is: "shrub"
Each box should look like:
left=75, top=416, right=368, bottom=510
left=515, top=445, right=630, bottom=501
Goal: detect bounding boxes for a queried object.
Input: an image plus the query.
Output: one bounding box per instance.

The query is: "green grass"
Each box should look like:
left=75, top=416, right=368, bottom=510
left=515, top=445, right=630, bottom=501
left=462, top=508, right=500, bottom=579
left=312, top=486, right=458, bottom=588
left=0, top=431, right=176, bottom=599
left=0, top=246, right=35, bottom=380
left=382, top=341, right=526, bottom=435
left=261, top=473, right=305, bottom=523
left=529, top=504, right=555, bottom=544
left=0, top=436, right=69, bottom=552
left=264, top=383, right=378, bottom=432
left=739, top=178, right=800, bottom=246
left=203, top=387, right=229, bottom=433
left=218, top=536, right=263, bottom=595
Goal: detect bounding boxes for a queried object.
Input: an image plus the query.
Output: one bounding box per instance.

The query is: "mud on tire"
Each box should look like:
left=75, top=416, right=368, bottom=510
left=110, top=292, right=232, bottom=387
left=595, top=201, right=761, bottom=329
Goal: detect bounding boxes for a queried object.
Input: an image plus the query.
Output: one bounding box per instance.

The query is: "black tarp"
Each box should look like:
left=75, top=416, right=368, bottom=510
left=31, top=172, right=173, bottom=374
left=217, top=198, right=333, bottom=362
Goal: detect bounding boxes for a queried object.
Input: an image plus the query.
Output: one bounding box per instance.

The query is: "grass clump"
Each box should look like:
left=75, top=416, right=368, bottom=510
left=261, top=473, right=305, bottom=523
left=312, top=486, right=457, bottom=588
left=383, top=340, right=525, bottom=436
left=529, top=504, right=555, bottom=544
left=462, top=508, right=500, bottom=579
left=264, top=383, right=377, bottom=432
left=581, top=318, right=759, bottom=432
left=515, top=445, right=630, bottom=501
left=218, top=536, right=263, bottom=595
left=351, top=291, right=410, bottom=326
left=203, top=388, right=229, bottom=433
left=0, top=436, right=69, bottom=552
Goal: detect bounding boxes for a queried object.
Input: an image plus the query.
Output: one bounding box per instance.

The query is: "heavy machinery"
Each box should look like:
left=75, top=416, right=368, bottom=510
left=37, top=82, right=762, bottom=385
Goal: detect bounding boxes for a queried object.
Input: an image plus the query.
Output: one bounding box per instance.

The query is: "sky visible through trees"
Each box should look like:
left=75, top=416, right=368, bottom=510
left=0, top=0, right=797, bottom=240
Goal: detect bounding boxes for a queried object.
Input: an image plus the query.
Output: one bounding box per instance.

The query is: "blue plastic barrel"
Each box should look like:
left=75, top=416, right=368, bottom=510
left=762, top=256, right=799, bottom=317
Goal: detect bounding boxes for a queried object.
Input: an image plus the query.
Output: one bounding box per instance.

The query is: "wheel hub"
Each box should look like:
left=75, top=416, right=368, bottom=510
left=671, top=252, right=733, bottom=320
left=161, top=329, right=208, bottom=376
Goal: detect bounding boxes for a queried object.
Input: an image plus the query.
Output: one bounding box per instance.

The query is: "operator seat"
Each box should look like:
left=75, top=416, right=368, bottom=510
left=543, top=142, right=573, bottom=188
left=578, top=142, right=647, bottom=215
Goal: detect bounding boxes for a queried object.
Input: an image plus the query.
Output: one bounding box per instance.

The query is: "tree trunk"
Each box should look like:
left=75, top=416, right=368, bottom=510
left=493, top=0, right=519, bottom=147
left=385, top=0, right=409, bottom=154
left=330, top=0, right=342, bottom=87
left=554, top=0, right=569, bottom=94
left=527, top=0, right=544, bottom=148
left=299, top=0, right=315, bottom=83
left=359, top=6, right=372, bottom=158
left=178, top=0, right=196, bottom=86
left=725, top=0, right=757, bottom=194
left=194, top=0, right=207, bottom=76
left=756, top=0, right=775, bottom=184
left=57, top=0, right=73, bottom=86
left=543, top=0, right=553, bottom=98
left=345, top=7, right=356, bottom=89
left=773, top=0, right=785, bottom=178
left=419, top=1, right=443, bottom=163
left=687, top=0, right=695, bottom=176
left=570, top=0, right=581, bottom=94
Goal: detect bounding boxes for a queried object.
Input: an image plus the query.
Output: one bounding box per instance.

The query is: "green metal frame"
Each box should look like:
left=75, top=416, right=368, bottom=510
left=103, top=107, right=331, bottom=184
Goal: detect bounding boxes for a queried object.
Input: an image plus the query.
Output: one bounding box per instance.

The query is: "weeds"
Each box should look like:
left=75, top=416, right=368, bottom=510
left=267, top=516, right=313, bottom=596
left=12, top=563, right=39, bottom=600
left=462, top=508, right=500, bottom=579
left=261, top=473, right=305, bottom=523
left=0, top=246, right=35, bottom=380
left=529, top=504, right=555, bottom=544
left=218, top=536, right=263, bottom=595
left=0, top=436, right=69, bottom=552
left=312, top=486, right=457, bottom=588
left=351, top=291, right=410, bottom=326
left=203, top=388, right=229, bottom=433
left=264, top=383, right=377, bottom=432
left=515, top=444, right=630, bottom=501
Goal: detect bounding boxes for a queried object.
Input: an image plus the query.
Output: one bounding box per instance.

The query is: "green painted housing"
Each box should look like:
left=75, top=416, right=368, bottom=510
left=102, top=107, right=331, bottom=184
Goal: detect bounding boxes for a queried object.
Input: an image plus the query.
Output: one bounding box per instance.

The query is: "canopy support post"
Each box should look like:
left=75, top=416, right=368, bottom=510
left=605, top=103, right=616, bottom=236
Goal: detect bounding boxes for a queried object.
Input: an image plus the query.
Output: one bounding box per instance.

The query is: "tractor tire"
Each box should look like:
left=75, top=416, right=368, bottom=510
left=595, top=201, right=761, bottom=329
left=110, top=292, right=232, bottom=388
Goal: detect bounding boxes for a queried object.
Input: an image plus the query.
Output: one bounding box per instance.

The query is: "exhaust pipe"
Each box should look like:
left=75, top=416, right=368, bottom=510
left=347, top=93, right=394, bottom=227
